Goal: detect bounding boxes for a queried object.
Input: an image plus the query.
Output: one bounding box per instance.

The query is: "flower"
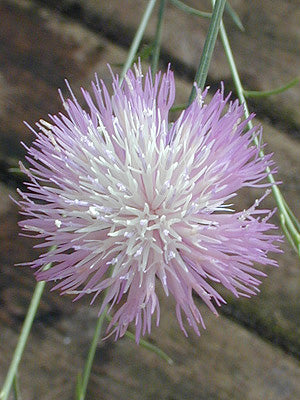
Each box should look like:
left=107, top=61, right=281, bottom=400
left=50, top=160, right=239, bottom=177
left=18, top=64, right=280, bottom=341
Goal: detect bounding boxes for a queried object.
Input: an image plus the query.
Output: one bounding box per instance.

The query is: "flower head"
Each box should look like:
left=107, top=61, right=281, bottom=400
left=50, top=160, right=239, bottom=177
left=18, top=65, right=280, bottom=340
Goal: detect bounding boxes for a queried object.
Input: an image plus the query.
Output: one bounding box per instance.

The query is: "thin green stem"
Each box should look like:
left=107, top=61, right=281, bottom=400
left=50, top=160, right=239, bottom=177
left=0, top=262, right=52, bottom=400
left=120, top=0, right=157, bottom=83
left=77, top=306, right=108, bottom=400
left=151, top=0, right=167, bottom=77
left=217, top=2, right=300, bottom=255
left=189, top=0, right=226, bottom=103
left=78, top=301, right=174, bottom=400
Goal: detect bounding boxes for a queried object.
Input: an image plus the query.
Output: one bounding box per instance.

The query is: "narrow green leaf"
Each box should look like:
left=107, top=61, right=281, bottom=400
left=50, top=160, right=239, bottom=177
left=280, top=214, right=298, bottom=253
left=8, top=167, right=23, bottom=175
left=225, top=2, right=245, bottom=31
left=170, top=0, right=211, bottom=19
left=170, top=0, right=244, bottom=31
left=282, top=197, right=300, bottom=233
left=243, top=77, right=299, bottom=98
left=105, top=315, right=173, bottom=365
left=137, top=43, right=155, bottom=62
left=111, top=44, right=154, bottom=69
left=170, top=103, right=187, bottom=112
left=126, top=330, right=174, bottom=365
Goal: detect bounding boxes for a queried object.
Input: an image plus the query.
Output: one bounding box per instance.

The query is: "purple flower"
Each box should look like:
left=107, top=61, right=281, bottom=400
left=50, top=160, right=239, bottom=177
left=18, top=65, right=280, bottom=341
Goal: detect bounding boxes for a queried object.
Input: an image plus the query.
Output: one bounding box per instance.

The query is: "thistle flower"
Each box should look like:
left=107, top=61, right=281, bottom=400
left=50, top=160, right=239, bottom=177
left=18, top=64, right=280, bottom=341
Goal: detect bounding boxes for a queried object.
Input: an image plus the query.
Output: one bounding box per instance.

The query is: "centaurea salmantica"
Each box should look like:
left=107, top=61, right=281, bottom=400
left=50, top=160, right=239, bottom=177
left=18, top=64, right=280, bottom=341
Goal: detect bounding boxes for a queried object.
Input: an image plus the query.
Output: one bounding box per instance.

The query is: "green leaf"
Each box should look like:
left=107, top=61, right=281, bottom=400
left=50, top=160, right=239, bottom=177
left=137, top=43, right=155, bottom=62
left=281, top=197, right=300, bottom=233
left=225, top=2, right=245, bottom=31
left=126, top=330, right=174, bottom=365
left=8, top=167, right=24, bottom=175
left=170, top=0, right=245, bottom=31
left=170, top=103, right=187, bottom=112
left=112, top=44, right=155, bottom=70
left=280, top=214, right=298, bottom=254
left=105, top=315, right=173, bottom=365
left=243, top=77, right=299, bottom=98
left=170, top=0, right=211, bottom=18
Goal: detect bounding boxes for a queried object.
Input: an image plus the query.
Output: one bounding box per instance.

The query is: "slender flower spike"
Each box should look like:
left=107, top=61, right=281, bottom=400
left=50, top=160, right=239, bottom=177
left=18, top=65, right=280, bottom=341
